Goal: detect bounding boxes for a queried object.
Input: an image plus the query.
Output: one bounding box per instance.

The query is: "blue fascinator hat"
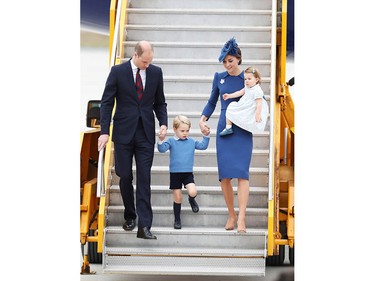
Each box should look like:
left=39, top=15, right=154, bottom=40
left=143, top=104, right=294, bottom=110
left=218, top=37, right=240, bottom=63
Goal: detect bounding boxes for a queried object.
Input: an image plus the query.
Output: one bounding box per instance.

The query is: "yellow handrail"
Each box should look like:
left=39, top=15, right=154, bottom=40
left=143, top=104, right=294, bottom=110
left=268, top=0, right=291, bottom=257
left=109, top=0, right=117, bottom=63
left=280, top=0, right=288, bottom=86
left=118, top=0, right=129, bottom=64
left=97, top=0, right=129, bottom=253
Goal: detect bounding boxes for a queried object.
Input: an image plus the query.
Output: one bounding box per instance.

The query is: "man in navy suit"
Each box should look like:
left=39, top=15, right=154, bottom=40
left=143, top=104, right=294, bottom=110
left=98, top=41, right=168, bottom=239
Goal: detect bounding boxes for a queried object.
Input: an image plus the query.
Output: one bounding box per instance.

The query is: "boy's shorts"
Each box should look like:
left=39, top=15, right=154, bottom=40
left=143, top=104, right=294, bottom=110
left=170, top=172, right=195, bottom=190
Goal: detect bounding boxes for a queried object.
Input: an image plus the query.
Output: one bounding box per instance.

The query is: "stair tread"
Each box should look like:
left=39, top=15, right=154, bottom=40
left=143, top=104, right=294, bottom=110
left=107, top=205, right=268, bottom=214
left=111, top=184, right=269, bottom=194
left=103, top=257, right=265, bottom=276
left=149, top=165, right=269, bottom=173
left=128, top=8, right=271, bottom=14
left=105, top=245, right=265, bottom=257
left=126, top=24, right=272, bottom=30
left=122, top=58, right=271, bottom=64
left=115, top=164, right=269, bottom=172
left=125, top=40, right=271, bottom=47
left=106, top=225, right=267, bottom=235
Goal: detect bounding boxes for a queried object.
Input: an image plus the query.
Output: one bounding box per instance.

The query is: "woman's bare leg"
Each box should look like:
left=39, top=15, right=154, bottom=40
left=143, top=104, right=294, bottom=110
left=221, top=178, right=237, bottom=230
left=237, top=178, right=249, bottom=233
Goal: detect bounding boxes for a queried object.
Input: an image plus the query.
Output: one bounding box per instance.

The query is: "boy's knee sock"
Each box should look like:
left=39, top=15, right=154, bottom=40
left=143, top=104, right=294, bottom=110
left=173, top=202, right=181, bottom=222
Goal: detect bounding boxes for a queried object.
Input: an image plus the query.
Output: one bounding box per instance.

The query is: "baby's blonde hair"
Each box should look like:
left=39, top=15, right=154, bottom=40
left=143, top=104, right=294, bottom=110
left=173, top=114, right=191, bottom=130
left=245, top=66, right=261, bottom=84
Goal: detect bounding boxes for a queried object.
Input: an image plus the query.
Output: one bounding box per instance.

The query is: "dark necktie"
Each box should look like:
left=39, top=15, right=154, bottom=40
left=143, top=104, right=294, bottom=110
left=135, top=68, right=144, bottom=100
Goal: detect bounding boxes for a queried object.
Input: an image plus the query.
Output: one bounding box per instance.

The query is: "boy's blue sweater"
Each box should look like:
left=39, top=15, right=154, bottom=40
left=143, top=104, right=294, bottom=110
left=157, top=136, right=210, bottom=172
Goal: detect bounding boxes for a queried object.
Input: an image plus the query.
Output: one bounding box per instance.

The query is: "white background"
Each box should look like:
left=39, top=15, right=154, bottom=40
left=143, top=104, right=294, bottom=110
left=1, top=1, right=375, bottom=280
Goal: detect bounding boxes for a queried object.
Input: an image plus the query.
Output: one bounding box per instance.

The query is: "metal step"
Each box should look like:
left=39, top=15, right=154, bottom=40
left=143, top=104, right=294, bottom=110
left=109, top=185, right=269, bottom=208
left=103, top=226, right=266, bottom=276
left=105, top=226, right=267, bottom=249
left=129, top=0, right=271, bottom=10
left=106, top=246, right=264, bottom=257
left=123, top=41, right=272, bottom=60
left=103, top=255, right=265, bottom=276
left=125, top=25, right=271, bottom=44
left=106, top=206, right=268, bottom=228
left=110, top=165, right=269, bottom=187
left=127, top=8, right=271, bottom=26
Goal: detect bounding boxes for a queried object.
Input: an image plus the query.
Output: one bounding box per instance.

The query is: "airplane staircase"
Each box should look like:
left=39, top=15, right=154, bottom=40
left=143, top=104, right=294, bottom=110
left=102, top=0, right=276, bottom=276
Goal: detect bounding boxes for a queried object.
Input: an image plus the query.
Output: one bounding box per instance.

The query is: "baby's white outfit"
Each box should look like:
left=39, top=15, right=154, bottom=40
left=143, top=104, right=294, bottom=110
left=226, top=84, right=269, bottom=133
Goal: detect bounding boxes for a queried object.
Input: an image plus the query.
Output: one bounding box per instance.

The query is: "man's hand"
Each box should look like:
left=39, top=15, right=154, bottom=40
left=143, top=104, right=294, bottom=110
left=98, top=134, right=109, bottom=151
left=158, top=125, right=167, bottom=139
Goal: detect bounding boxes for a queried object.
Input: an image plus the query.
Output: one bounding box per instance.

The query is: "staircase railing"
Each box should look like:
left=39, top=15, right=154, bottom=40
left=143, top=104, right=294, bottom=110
left=97, top=0, right=129, bottom=253
left=268, top=0, right=295, bottom=258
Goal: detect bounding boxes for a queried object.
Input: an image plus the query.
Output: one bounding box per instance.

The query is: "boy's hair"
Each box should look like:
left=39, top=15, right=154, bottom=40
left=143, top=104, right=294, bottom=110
left=173, top=115, right=191, bottom=129
left=245, top=66, right=261, bottom=84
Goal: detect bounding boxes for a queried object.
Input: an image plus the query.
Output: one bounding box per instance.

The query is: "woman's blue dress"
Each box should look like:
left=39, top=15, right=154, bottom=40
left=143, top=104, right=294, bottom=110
left=202, top=71, right=253, bottom=181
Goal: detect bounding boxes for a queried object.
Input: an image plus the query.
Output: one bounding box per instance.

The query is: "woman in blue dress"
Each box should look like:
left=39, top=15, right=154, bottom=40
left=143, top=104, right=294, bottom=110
left=199, top=38, right=252, bottom=233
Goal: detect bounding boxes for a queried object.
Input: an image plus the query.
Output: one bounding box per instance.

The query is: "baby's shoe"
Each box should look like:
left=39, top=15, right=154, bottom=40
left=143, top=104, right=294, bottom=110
left=219, top=127, right=233, bottom=136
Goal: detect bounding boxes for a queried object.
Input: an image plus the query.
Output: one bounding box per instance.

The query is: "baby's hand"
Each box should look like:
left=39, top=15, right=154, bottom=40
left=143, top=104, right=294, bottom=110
left=222, top=93, right=229, bottom=100
left=158, top=135, right=166, bottom=142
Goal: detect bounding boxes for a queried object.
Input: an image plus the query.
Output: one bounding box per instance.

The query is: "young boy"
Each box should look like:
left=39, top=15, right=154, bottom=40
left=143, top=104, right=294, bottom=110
left=157, top=115, right=210, bottom=229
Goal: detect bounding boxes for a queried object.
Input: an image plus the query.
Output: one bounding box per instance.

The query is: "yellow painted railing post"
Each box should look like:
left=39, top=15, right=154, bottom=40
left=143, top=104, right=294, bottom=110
left=280, top=0, right=288, bottom=86
left=268, top=0, right=291, bottom=258
left=97, top=0, right=129, bottom=254
left=267, top=199, right=275, bottom=255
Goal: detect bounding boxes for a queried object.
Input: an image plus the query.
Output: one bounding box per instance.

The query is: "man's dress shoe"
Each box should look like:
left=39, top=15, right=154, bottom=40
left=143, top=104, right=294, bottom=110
left=123, top=219, right=136, bottom=231
left=137, top=227, right=157, bottom=239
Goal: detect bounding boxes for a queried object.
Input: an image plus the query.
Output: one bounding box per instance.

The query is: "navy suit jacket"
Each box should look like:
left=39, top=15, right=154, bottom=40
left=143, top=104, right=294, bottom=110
left=100, top=60, right=168, bottom=144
